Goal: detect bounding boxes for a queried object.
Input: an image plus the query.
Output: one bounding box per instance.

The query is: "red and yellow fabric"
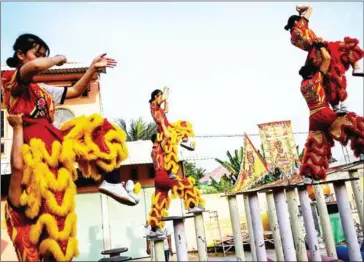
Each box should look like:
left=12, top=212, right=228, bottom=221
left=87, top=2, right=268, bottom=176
left=150, top=101, right=195, bottom=174
left=290, top=19, right=364, bottom=108
left=2, top=70, right=130, bottom=261
left=147, top=170, right=204, bottom=229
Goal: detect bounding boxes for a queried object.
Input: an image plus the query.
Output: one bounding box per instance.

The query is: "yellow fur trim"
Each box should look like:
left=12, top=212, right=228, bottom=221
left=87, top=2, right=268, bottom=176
left=30, top=212, right=77, bottom=244
left=39, top=237, right=79, bottom=261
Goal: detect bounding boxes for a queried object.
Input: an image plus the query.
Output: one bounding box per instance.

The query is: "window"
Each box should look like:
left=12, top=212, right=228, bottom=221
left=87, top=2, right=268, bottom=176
left=1, top=143, right=4, bottom=154
left=148, top=167, right=155, bottom=178
left=82, top=86, right=90, bottom=97
left=131, top=168, right=138, bottom=180
left=53, top=108, right=75, bottom=128
left=1, top=110, right=4, bottom=138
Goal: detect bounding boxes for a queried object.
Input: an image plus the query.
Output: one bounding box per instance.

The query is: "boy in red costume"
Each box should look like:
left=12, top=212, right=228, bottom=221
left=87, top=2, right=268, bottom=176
left=147, top=132, right=205, bottom=237
left=298, top=41, right=364, bottom=180
left=285, top=5, right=364, bottom=114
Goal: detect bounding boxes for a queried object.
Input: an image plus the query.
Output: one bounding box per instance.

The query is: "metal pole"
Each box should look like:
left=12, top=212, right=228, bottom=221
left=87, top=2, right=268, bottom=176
left=273, top=189, right=296, bottom=261
left=227, top=195, right=245, bottom=261
left=313, top=184, right=337, bottom=258
left=194, top=212, right=208, bottom=261
left=248, top=193, right=267, bottom=261
left=243, top=195, right=257, bottom=261
left=173, top=218, right=189, bottom=261
left=333, top=181, right=362, bottom=261
left=286, top=188, right=308, bottom=261
left=266, top=192, right=284, bottom=261
left=349, top=170, right=364, bottom=229
left=153, top=239, right=165, bottom=262
left=298, top=187, right=321, bottom=262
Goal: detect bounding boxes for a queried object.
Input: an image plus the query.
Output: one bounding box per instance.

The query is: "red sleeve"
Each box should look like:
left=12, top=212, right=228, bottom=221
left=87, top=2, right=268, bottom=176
left=313, top=71, right=323, bottom=83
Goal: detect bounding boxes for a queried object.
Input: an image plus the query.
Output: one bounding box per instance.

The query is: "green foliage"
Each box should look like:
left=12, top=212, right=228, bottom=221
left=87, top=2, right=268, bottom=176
left=113, top=117, right=157, bottom=141
left=183, top=162, right=207, bottom=188
left=214, top=147, right=244, bottom=176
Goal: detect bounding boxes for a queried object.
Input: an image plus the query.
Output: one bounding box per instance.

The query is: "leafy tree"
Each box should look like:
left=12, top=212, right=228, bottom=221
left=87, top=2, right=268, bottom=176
left=113, top=117, right=157, bottom=141
left=214, top=147, right=244, bottom=182
left=183, top=162, right=207, bottom=188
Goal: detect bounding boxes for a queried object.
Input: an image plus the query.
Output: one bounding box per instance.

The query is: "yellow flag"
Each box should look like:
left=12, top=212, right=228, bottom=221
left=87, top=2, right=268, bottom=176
left=230, top=134, right=268, bottom=193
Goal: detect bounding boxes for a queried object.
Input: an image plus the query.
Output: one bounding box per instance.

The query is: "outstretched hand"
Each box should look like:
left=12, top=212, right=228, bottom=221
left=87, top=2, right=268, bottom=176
left=91, top=53, right=117, bottom=70
left=296, top=5, right=306, bottom=14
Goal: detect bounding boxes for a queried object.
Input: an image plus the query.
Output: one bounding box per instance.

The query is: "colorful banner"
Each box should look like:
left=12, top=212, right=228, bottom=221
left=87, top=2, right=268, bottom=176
left=230, top=134, right=268, bottom=193
left=258, top=120, right=299, bottom=176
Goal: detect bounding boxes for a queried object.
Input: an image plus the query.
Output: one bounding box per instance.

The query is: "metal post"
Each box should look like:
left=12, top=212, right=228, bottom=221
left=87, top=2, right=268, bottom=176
left=286, top=188, right=308, bottom=261
left=243, top=195, right=257, bottom=261
left=227, top=196, right=245, bottom=261
left=194, top=212, right=208, bottom=261
left=349, top=170, right=364, bottom=229
left=298, top=187, right=321, bottom=262
left=313, top=184, right=337, bottom=258
left=173, top=218, right=189, bottom=261
left=266, top=192, right=284, bottom=261
left=333, top=181, right=362, bottom=261
left=248, top=193, right=267, bottom=261
left=153, top=239, right=165, bottom=262
left=273, top=189, right=297, bottom=261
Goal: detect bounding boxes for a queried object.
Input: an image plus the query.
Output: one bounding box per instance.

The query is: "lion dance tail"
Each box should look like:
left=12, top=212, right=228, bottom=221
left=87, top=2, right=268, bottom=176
left=7, top=114, right=129, bottom=261
left=159, top=120, right=195, bottom=174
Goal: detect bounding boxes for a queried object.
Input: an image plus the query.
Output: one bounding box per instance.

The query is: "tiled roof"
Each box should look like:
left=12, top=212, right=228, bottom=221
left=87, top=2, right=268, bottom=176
left=121, top=140, right=213, bottom=166
left=199, top=165, right=230, bottom=183
left=1, top=62, right=89, bottom=74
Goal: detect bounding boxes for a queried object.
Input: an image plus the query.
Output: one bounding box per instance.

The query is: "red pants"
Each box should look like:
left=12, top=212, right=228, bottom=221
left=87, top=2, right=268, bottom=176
left=307, top=37, right=364, bottom=107
left=300, top=108, right=364, bottom=179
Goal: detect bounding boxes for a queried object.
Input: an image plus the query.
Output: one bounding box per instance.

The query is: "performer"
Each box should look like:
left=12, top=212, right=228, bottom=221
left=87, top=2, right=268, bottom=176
left=2, top=33, right=141, bottom=261
left=285, top=5, right=364, bottom=114
left=147, top=133, right=205, bottom=236
left=298, top=41, right=364, bottom=180
left=149, top=87, right=195, bottom=178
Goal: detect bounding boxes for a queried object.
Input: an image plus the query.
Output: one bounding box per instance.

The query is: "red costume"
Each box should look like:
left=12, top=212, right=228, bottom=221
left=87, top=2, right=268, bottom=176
left=2, top=69, right=129, bottom=261
left=299, top=71, right=364, bottom=180
left=291, top=17, right=364, bottom=108
left=147, top=143, right=204, bottom=229
left=150, top=100, right=194, bottom=174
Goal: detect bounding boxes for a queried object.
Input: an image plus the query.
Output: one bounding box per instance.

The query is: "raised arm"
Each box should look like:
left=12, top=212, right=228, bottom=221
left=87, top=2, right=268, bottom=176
left=318, top=45, right=331, bottom=75
left=66, top=53, right=117, bottom=99
left=296, top=5, right=313, bottom=21
left=163, top=99, right=169, bottom=114
left=7, top=114, right=25, bottom=208
left=19, top=55, right=67, bottom=83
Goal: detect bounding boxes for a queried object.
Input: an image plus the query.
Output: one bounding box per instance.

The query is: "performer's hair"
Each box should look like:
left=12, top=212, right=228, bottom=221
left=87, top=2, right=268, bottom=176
left=284, top=15, right=301, bottom=31
left=6, top=33, right=50, bottom=68
left=299, top=65, right=317, bottom=79
left=149, top=89, right=162, bottom=103
left=151, top=133, right=158, bottom=143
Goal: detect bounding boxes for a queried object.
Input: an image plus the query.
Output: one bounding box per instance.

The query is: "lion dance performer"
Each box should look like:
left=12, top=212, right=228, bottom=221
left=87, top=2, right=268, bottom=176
left=285, top=5, right=364, bottom=114
left=1, top=33, right=141, bottom=261
left=147, top=133, right=205, bottom=236
left=149, top=87, right=195, bottom=179
left=298, top=41, right=364, bottom=181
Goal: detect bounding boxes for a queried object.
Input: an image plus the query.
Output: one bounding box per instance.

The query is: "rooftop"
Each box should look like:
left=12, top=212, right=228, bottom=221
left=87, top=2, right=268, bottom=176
left=1, top=62, right=90, bottom=75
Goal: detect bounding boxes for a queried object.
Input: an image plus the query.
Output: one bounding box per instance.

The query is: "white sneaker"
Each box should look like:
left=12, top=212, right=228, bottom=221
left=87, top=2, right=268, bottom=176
left=99, top=181, right=136, bottom=206
left=188, top=205, right=205, bottom=214
left=148, top=228, right=165, bottom=238
left=169, top=173, right=177, bottom=180
left=125, top=180, right=140, bottom=204
left=180, top=140, right=195, bottom=151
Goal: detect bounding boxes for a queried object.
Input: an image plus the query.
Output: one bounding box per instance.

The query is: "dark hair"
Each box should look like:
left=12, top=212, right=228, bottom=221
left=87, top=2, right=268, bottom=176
left=6, top=33, right=50, bottom=68
left=284, top=15, right=301, bottom=31
left=299, top=65, right=318, bottom=79
left=151, top=133, right=158, bottom=143
left=149, top=89, right=162, bottom=104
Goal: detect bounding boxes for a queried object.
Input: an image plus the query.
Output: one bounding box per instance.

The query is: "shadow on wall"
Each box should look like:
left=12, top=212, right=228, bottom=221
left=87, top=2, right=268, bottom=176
left=77, top=226, right=104, bottom=261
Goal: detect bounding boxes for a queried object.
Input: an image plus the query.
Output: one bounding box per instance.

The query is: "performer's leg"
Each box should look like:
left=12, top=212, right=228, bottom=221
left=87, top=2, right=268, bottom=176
left=5, top=203, right=41, bottom=261
left=147, top=188, right=170, bottom=236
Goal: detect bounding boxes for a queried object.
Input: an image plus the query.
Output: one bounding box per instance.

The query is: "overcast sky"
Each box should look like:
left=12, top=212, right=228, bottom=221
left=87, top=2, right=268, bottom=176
left=2, top=2, right=363, bottom=172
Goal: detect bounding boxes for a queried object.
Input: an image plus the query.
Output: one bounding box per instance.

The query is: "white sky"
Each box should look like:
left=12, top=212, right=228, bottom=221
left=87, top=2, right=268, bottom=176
left=1, top=2, right=363, bottom=172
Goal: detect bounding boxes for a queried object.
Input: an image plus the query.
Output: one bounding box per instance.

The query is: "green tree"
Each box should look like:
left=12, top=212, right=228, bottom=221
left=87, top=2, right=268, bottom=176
left=183, top=162, right=207, bottom=188
left=113, top=117, right=157, bottom=141
left=214, top=147, right=244, bottom=179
